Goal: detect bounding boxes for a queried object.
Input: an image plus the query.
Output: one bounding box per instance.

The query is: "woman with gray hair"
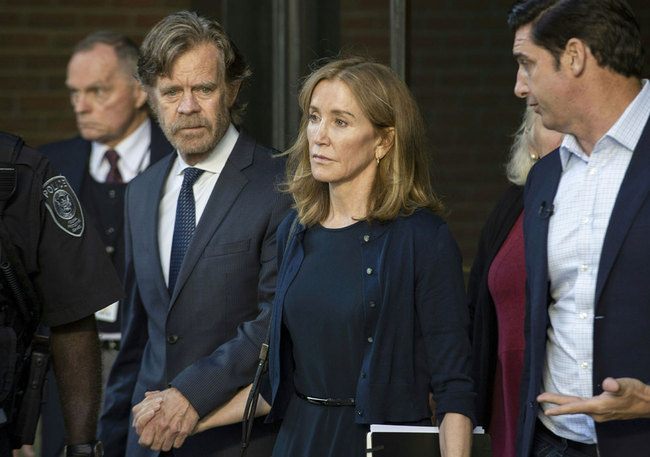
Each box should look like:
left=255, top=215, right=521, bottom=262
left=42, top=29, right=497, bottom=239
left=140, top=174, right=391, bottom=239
left=468, top=106, right=563, bottom=457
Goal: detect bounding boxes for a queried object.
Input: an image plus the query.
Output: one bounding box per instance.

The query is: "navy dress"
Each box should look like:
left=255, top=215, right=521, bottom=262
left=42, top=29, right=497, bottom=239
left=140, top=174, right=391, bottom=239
left=272, top=222, right=369, bottom=457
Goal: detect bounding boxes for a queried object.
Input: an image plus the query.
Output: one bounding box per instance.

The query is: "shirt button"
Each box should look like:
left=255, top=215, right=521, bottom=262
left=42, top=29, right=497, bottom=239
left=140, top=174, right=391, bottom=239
left=589, top=168, right=597, bottom=175
left=367, top=337, right=374, bottom=343
left=167, top=334, right=179, bottom=344
left=366, top=267, right=373, bottom=275
left=580, top=264, right=588, bottom=272
left=580, top=312, right=587, bottom=319
left=581, top=362, right=589, bottom=369
left=581, top=216, right=590, bottom=224
left=363, top=235, right=370, bottom=242
left=369, top=301, right=376, bottom=308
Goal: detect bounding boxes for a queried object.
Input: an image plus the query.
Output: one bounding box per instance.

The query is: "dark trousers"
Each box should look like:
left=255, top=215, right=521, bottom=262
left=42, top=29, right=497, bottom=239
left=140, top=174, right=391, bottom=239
left=532, top=420, right=599, bottom=457
left=0, top=428, right=12, bottom=457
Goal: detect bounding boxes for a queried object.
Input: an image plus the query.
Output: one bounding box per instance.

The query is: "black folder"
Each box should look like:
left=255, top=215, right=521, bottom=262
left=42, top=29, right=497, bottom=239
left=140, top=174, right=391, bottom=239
left=366, top=425, right=492, bottom=457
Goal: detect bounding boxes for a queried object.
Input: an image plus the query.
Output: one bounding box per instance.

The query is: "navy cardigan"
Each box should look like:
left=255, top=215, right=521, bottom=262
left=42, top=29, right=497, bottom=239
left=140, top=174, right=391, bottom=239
left=265, top=209, right=476, bottom=426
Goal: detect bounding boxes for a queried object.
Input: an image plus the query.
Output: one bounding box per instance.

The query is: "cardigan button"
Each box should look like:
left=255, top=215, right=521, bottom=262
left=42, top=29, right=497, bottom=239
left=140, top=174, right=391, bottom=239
left=367, top=337, right=374, bottom=343
left=366, top=267, right=373, bottom=275
left=369, top=301, right=376, bottom=308
left=363, top=235, right=370, bottom=242
left=167, top=334, right=179, bottom=344
left=356, top=409, right=364, bottom=417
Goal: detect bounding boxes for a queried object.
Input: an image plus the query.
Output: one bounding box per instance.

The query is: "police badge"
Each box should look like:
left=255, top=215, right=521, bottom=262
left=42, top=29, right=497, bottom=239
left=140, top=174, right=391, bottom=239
left=42, top=175, right=85, bottom=237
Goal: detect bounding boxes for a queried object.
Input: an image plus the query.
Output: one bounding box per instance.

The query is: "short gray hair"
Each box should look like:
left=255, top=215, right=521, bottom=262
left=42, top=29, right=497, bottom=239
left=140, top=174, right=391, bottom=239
left=73, top=30, right=140, bottom=79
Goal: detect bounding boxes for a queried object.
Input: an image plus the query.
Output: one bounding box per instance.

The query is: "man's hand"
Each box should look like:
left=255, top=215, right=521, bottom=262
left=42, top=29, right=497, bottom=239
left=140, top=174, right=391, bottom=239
left=131, top=387, right=199, bottom=451
left=537, top=377, right=650, bottom=422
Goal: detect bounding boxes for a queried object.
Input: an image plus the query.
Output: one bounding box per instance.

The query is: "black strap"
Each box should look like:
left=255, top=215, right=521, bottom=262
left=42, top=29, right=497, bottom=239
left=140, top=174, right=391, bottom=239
left=0, top=133, right=21, bottom=217
left=0, top=132, right=42, bottom=334
left=240, top=214, right=299, bottom=457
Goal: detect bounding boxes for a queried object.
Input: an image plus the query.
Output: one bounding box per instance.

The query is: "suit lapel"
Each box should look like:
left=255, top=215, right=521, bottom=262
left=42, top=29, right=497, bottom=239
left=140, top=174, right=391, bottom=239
left=527, top=153, right=562, bottom=308
left=143, top=153, right=177, bottom=302
left=596, top=117, right=650, bottom=303
left=67, top=139, right=92, bottom=192
left=168, top=132, right=255, bottom=304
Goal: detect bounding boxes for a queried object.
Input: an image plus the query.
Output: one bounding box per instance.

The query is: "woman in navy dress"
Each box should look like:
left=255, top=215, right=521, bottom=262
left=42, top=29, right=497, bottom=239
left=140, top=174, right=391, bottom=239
left=134, top=57, right=475, bottom=457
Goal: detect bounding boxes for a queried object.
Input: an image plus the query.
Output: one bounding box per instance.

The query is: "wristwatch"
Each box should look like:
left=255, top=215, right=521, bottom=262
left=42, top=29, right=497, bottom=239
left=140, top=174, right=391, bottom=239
left=65, top=441, right=104, bottom=457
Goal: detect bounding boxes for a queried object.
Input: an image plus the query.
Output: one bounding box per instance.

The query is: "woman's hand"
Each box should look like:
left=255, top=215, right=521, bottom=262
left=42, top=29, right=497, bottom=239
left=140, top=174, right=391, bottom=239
left=132, top=390, right=164, bottom=436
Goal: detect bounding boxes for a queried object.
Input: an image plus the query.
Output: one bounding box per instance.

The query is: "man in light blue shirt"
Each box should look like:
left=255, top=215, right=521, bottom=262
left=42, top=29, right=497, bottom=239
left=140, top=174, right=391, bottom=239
left=508, top=1, right=650, bottom=456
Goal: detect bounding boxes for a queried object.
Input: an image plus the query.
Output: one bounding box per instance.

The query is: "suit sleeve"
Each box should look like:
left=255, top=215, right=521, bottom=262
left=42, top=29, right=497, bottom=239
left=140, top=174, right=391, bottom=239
left=98, top=184, right=149, bottom=457
left=170, top=190, right=292, bottom=417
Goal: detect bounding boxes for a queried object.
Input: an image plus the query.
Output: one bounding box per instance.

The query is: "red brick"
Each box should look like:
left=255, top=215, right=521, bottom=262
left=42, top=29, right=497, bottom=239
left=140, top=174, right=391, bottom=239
left=28, top=13, right=77, bottom=27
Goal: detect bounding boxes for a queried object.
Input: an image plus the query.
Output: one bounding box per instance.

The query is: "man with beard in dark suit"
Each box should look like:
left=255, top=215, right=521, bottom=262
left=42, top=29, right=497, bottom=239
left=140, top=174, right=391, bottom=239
left=100, top=12, right=289, bottom=457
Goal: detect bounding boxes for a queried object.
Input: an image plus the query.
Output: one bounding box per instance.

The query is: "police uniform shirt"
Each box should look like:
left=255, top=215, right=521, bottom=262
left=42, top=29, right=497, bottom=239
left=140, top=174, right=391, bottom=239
left=5, top=138, right=123, bottom=327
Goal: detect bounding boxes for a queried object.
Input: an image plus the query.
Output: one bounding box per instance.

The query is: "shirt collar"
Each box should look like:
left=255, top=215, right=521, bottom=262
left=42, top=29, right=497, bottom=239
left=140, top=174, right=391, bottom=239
left=172, top=123, right=240, bottom=176
left=91, top=117, right=151, bottom=175
left=559, top=79, right=650, bottom=169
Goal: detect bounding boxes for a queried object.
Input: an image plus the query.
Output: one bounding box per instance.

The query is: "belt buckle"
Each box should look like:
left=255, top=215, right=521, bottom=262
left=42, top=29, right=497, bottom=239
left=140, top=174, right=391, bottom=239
left=306, top=395, right=329, bottom=406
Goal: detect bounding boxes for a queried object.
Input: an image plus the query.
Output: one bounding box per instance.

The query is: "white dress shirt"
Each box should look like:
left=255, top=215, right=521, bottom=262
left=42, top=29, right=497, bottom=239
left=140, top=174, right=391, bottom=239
left=158, top=124, right=239, bottom=287
left=90, top=117, right=152, bottom=183
left=540, top=79, right=650, bottom=443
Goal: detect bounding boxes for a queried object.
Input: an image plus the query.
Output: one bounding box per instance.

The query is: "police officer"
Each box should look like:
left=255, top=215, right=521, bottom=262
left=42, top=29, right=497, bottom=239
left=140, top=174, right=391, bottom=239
left=0, top=132, right=122, bottom=457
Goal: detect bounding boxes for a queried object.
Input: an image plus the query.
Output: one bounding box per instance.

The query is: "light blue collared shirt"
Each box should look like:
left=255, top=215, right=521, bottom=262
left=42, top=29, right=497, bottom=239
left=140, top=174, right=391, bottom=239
left=540, top=79, right=650, bottom=443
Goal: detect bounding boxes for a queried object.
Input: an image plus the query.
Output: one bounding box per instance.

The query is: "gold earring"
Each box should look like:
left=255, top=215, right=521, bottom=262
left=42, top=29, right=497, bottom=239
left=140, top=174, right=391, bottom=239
left=530, top=152, right=538, bottom=161
left=376, top=156, right=380, bottom=165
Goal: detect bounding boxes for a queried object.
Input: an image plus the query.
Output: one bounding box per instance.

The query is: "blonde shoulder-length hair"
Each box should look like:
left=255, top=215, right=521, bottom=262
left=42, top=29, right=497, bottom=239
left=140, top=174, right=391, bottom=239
left=506, top=106, right=539, bottom=186
left=282, top=56, right=443, bottom=226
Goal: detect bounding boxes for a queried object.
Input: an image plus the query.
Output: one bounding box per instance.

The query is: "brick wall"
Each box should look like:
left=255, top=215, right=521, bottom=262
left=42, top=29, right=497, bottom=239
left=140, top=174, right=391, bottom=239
left=0, top=1, right=191, bottom=148
left=1, top=1, right=649, bottom=271
left=341, top=0, right=650, bottom=272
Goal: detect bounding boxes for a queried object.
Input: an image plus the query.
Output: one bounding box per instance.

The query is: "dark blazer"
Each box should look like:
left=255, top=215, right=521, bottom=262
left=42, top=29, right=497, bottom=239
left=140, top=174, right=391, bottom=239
left=39, top=119, right=173, bottom=194
left=99, top=130, right=290, bottom=457
left=468, top=184, right=523, bottom=427
left=517, top=118, right=650, bottom=457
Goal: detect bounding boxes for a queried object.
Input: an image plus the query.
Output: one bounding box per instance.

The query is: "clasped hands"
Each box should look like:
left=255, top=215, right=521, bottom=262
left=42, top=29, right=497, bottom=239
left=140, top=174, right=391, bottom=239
left=131, top=387, right=199, bottom=451
left=537, top=377, right=650, bottom=422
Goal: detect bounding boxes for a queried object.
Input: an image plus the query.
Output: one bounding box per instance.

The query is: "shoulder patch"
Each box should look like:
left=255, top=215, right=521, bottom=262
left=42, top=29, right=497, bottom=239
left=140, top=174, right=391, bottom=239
left=42, top=175, right=84, bottom=237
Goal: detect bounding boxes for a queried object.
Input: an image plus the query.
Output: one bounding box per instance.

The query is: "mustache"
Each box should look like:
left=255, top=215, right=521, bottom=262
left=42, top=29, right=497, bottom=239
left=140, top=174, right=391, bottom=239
left=170, top=116, right=209, bottom=134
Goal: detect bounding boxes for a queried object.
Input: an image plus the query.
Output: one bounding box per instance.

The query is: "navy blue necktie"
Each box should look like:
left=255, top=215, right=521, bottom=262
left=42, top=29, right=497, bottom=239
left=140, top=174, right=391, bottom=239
left=168, top=167, right=204, bottom=294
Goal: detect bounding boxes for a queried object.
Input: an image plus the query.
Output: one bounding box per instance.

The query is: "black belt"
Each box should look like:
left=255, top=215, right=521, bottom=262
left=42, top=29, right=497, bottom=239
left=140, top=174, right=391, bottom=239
left=535, top=420, right=598, bottom=457
left=296, top=390, right=355, bottom=406
left=100, top=339, right=120, bottom=351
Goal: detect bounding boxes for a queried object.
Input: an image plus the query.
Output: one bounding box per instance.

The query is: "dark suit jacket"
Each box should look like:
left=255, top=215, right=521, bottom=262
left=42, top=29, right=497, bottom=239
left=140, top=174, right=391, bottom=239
left=517, top=118, right=650, bottom=457
left=39, top=119, right=173, bottom=195
left=99, top=130, right=290, bottom=457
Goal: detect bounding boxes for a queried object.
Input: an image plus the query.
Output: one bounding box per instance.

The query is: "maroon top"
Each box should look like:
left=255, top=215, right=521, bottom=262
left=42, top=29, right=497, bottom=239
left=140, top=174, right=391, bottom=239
left=487, top=212, right=526, bottom=457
